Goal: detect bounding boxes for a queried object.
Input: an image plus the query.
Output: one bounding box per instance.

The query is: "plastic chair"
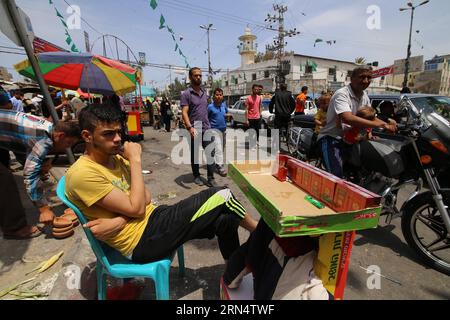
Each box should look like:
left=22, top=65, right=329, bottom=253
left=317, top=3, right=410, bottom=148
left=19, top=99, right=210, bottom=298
left=56, top=176, right=185, bottom=300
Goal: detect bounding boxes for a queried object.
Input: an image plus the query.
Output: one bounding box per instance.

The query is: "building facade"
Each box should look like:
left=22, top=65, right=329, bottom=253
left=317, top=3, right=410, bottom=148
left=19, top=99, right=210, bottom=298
left=0, top=67, right=13, bottom=81
left=221, top=28, right=393, bottom=100
left=415, top=55, right=450, bottom=95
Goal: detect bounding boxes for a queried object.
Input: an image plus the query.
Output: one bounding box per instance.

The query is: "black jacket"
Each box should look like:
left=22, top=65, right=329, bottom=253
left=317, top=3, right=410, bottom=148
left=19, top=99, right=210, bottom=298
left=269, top=90, right=296, bottom=116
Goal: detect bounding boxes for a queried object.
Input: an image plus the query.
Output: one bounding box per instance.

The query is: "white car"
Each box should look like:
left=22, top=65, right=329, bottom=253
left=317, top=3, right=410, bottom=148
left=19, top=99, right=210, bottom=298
left=228, top=96, right=317, bottom=129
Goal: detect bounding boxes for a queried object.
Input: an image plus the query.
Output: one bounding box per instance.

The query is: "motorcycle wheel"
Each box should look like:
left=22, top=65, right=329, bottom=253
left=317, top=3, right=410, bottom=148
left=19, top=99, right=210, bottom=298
left=286, top=130, right=298, bottom=157
left=401, top=191, right=450, bottom=275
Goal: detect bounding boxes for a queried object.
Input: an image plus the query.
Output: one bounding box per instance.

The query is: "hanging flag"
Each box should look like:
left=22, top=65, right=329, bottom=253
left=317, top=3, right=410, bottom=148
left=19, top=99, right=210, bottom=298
left=55, top=8, right=64, bottom=19
left=159, top=15, right=166, bottom=29
left=49, top=1, right=79, bottom=52
left=148, top=2, right=190, bottom=67
left=150, top=0, right=158, bottom=10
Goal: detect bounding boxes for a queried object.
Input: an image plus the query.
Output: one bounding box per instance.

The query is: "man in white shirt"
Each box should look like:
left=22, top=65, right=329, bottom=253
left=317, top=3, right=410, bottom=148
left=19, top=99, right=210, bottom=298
left=10, top=91, right=24, bottom=113
left=318, top=67, right=396, bottom=177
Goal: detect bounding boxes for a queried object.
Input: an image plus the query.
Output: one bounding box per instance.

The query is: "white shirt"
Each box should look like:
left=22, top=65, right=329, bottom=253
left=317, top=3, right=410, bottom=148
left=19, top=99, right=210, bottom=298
left=319, top=84, right=370, bottom=139
left=10, top=96, right=24, bottom=112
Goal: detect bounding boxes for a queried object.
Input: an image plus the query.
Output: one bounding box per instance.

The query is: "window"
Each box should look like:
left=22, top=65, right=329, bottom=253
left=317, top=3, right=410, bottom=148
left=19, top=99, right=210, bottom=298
left=252, top=73, right=256, bottom=81
left=225, top=81, right=229, bottom=87
left=328, top=68, right=336, bottom=76
left=264, top=70, right=270, bottom=78
left=305, top=65, right=313, bottom=74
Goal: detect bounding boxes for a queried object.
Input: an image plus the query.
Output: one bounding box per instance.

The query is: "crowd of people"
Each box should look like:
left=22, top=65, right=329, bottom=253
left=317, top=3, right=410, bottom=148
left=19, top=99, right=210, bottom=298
left=0, top=65, right=402, bottom=301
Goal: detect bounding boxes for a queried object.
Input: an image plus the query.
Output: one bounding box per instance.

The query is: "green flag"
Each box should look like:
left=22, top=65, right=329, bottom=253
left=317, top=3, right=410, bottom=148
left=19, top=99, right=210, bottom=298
left=175, top=44, right=179, bottom=52
left=167, top=26, right=174, bottom=34
left=159, top=15, right=165, bottom=29
left=71, top=44, right=78, bottom=52
left=65, top=36, right=72, bottom=46
left=55, top=8, right=64, bottom=19
left=150, top=0, right=158, bottom=10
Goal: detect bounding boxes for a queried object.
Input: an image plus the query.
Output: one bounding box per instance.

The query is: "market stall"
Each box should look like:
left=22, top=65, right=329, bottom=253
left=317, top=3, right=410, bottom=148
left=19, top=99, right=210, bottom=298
left=14, top=52, right=144, bottom=140
left=222, top=154, right=382, bottom=300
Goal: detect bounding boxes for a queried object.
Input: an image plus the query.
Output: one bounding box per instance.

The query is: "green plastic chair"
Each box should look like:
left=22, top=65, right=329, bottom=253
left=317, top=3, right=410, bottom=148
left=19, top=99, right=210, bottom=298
left=56, top=176, right=185, bottom=300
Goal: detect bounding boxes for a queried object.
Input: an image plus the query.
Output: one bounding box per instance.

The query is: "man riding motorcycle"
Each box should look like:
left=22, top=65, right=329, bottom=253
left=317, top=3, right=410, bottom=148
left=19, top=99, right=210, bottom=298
left=318, top=66, right=397, bottom=178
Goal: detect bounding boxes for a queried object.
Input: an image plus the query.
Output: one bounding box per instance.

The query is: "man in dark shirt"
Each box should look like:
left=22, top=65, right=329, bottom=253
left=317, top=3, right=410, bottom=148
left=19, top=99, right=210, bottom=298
left=181, top=67, right=216, bottom=187
left=269, top=83, right=296, bottom=142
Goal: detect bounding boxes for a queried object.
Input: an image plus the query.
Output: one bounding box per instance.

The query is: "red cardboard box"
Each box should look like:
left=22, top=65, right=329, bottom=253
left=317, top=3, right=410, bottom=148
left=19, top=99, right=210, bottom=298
left=300, top=166, right=313, bottom=193
left=333, top=182, right=350, bottom=212
left=344, top=181, right=382, bottom=208
left=320, top=174, right=341, bottom=208
left=310, top=170, right=323, bottom=200
left=272, top=154, right=289, bottom=181
left=344, top=182, right=381, bottom=211
left=286, top=159, right=303, bottom=186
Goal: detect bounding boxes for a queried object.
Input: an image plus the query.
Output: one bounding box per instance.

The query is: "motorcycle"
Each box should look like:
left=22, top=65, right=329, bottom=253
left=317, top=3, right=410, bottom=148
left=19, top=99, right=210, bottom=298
left=287, top=98, right=450, bottom=275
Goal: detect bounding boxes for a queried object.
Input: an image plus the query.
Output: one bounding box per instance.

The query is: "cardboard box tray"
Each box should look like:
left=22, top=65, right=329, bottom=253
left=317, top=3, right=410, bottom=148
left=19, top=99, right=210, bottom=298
left=229, top=161, right=381, bottom=237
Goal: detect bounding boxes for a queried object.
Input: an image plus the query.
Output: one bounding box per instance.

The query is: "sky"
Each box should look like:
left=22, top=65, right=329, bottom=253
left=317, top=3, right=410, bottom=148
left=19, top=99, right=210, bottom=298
left=1, top=0, right=449, bottom=90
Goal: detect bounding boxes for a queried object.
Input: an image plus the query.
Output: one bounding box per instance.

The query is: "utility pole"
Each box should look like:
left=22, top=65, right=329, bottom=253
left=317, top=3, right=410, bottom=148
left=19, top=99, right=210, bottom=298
left=200, top=24, right=216, bottom=93
left=399, top=0, right=429, bottom=89
left=265, top=4, right=300, bottom=89
left=5, top=0, right=75, bottom=163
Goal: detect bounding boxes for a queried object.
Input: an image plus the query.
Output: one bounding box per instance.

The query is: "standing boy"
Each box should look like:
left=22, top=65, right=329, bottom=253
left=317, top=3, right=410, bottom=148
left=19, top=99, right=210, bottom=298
left=208, top=88, right=228, bottom=177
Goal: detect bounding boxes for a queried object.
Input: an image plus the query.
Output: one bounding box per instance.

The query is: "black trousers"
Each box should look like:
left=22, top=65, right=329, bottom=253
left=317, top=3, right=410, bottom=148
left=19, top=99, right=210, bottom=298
left=0, top=162, right=27, bottom=233
left=163, top=115, right=171, bottom=132
left=132, top=187, right=246, bottom=263
left=190, top=132, right=215, bottom=179
left=248, top=118, right=261, bottom=143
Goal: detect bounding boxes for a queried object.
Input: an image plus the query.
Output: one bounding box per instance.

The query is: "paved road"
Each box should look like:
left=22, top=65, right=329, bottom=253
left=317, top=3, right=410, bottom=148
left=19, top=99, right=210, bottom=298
left=140, top=126, right=450, bottom=300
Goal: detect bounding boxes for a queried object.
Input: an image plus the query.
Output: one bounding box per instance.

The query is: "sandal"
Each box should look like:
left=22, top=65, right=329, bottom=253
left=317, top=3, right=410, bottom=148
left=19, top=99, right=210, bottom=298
left=3, top=226, right=42, bottom=240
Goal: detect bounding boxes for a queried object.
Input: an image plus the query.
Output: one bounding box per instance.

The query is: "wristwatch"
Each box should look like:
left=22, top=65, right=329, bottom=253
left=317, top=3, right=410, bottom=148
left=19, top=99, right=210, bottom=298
left=186, top=125, right=192, bottom=130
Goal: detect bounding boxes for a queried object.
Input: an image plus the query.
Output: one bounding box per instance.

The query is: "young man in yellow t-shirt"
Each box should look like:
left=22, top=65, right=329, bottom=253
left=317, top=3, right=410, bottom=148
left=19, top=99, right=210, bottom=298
left=66, top=104, right=257, bottom=263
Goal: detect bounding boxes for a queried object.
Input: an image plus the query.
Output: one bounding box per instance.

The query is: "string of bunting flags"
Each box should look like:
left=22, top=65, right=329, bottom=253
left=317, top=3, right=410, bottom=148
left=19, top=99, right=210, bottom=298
left=149, top=0, right=190, bottom=68
left=48, top=0, right=79, bottom=52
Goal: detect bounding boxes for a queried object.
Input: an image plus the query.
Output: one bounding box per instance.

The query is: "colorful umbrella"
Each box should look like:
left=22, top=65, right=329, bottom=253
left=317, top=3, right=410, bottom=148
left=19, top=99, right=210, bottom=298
left=14, top=52, right=138, bottom=96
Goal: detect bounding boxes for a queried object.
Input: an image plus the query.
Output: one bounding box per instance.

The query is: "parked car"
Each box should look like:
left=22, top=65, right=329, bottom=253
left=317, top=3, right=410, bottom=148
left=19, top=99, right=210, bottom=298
left=227, top=97, right=277, bottom=129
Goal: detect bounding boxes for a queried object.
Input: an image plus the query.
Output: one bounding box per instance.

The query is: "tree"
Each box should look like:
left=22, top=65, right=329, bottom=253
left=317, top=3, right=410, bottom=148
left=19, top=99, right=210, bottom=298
left=166, top=77, right=189, bottom=100
left=254, top=51, right=275, bottom=63
left=355, top=57, right=366, bottom=65
left=212, top=80, right=222, bottom=91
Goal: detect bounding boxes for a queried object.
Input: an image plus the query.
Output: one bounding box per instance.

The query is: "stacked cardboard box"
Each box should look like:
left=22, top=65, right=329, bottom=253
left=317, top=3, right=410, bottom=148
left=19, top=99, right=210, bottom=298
left=275, top=154, right=381, bottom=213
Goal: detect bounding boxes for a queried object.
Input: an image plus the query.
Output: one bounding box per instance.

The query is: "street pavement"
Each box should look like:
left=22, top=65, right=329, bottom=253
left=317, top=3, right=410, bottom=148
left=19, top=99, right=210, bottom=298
left=0, top=125, right=449, bottom=300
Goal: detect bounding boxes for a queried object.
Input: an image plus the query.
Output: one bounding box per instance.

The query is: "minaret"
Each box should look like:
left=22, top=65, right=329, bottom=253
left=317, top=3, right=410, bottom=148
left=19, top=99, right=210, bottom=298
left=238, top=27, right=257, bottom=68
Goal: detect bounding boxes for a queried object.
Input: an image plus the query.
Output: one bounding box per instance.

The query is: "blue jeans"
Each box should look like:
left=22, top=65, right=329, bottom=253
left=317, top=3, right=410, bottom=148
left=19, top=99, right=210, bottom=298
left=319, top=136, right=344, bottom=178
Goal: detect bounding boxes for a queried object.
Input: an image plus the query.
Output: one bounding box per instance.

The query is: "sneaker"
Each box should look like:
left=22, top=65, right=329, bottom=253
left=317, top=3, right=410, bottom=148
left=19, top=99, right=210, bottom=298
left=206, top=179, right=219, bottom=188
left=193, top=176, right=204, bottom=186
